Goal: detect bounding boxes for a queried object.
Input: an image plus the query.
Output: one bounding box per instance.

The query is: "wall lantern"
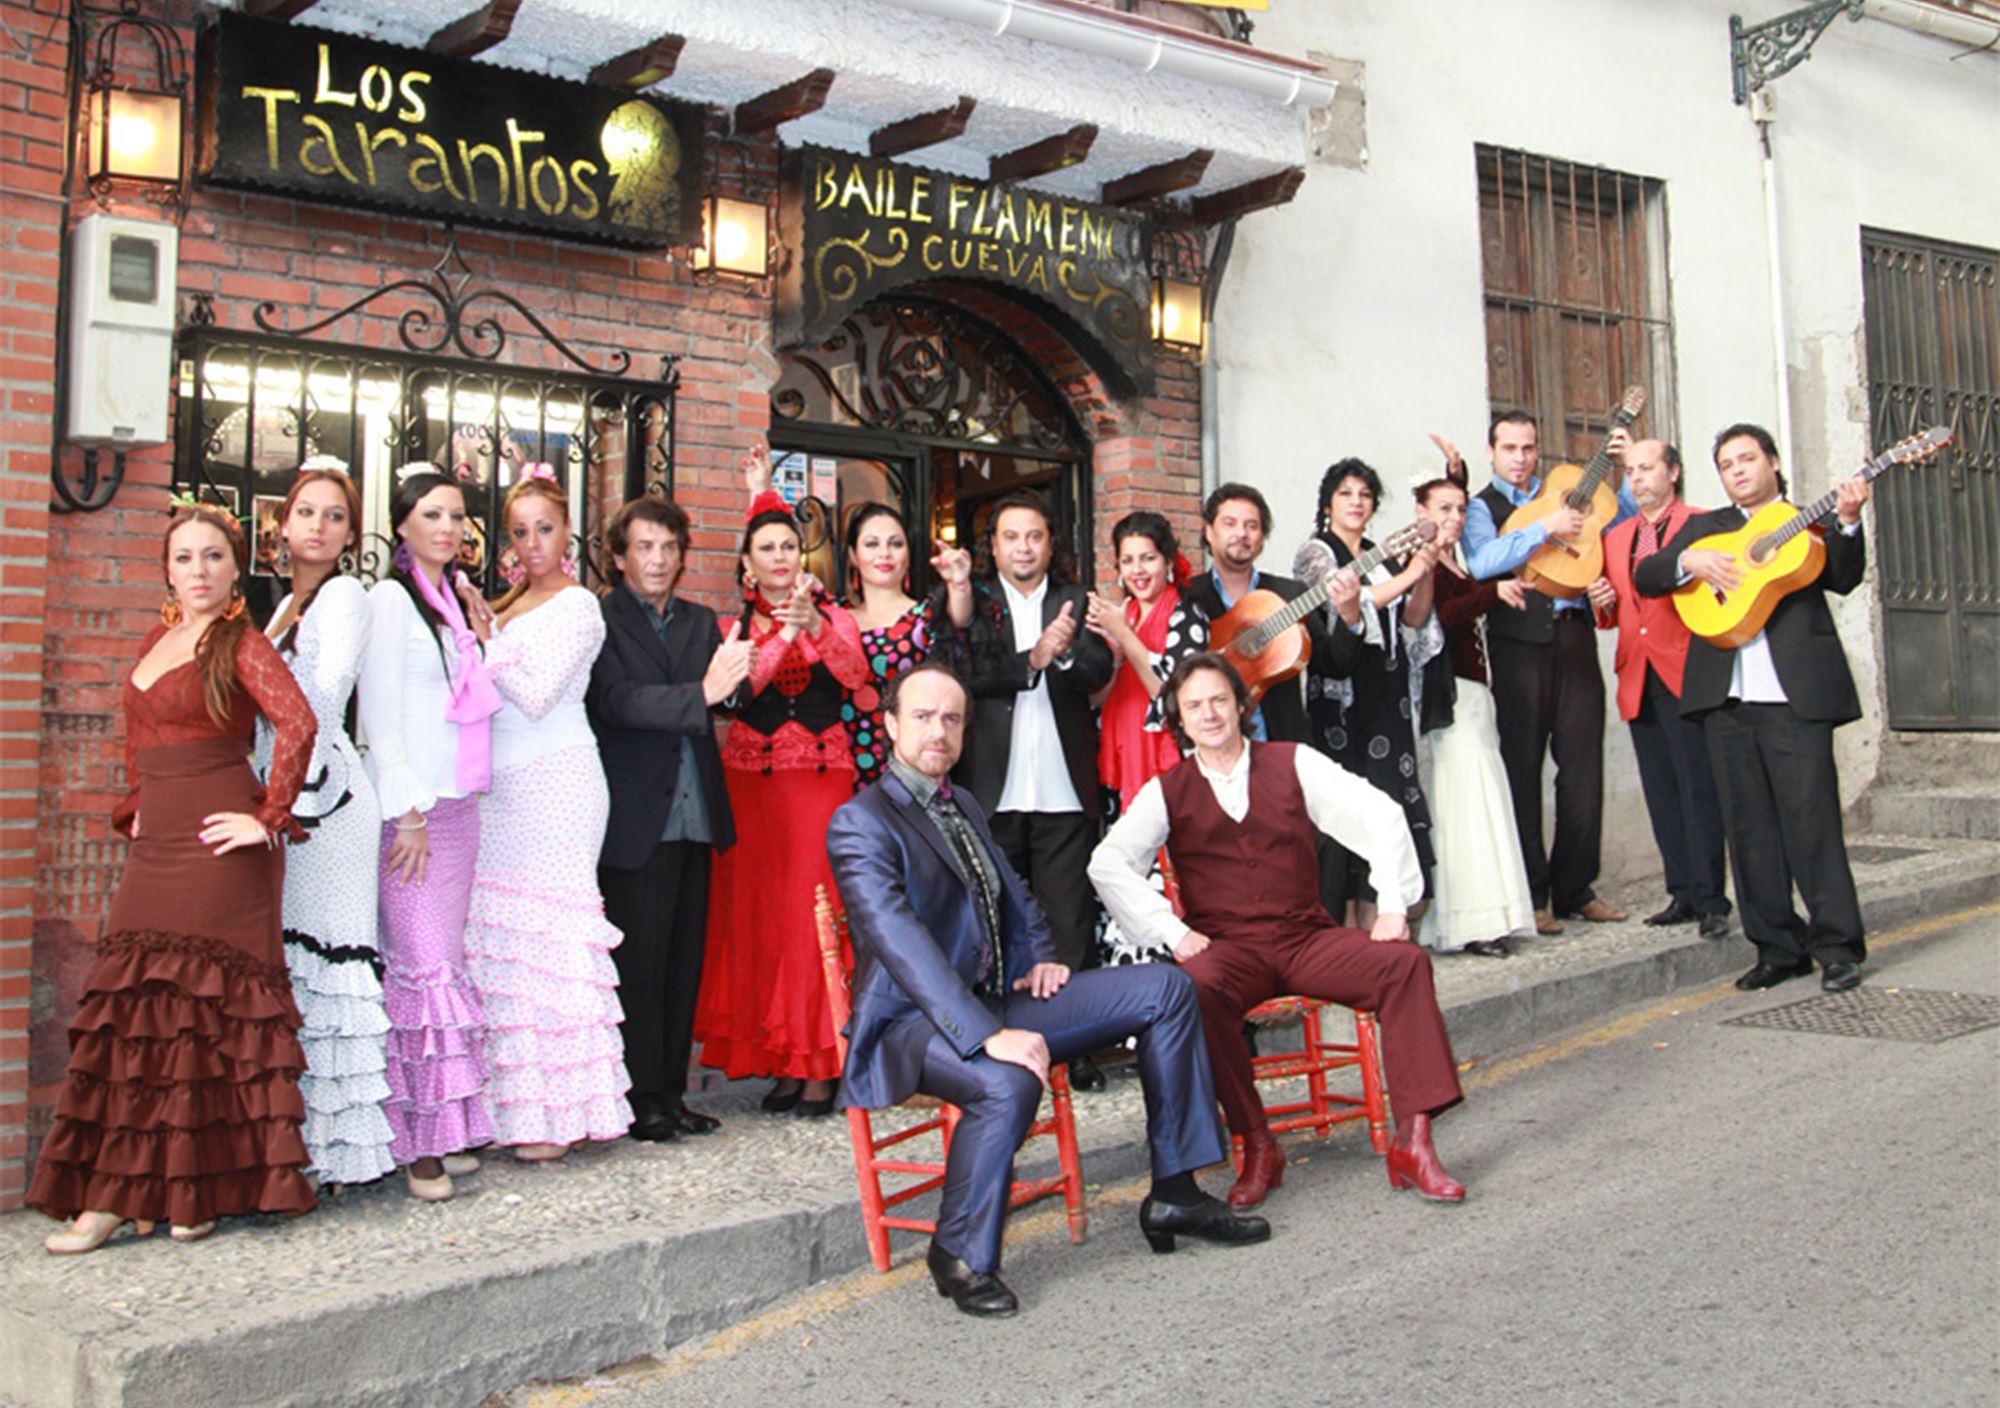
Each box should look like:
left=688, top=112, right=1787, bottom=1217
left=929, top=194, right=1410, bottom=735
left=82, top=4, right=190, bottom=205
left=1150, top=274, right=1204, bottom=353
left=692, top=195, right=771, bottom=279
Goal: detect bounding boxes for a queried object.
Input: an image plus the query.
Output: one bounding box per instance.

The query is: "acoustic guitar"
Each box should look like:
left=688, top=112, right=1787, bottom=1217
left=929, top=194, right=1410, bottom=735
left=1672, top=426, right=1954, bottom=648
left=1501, top=386, right=1648, bottom=599
left=1207, top=519, right=1437, bottom=704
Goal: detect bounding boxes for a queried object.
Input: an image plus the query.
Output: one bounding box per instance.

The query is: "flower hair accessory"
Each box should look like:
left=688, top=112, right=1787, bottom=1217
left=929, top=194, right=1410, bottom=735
left=166, top=489, right=249, bottom=527
left=521, top=462, right=559, bottom=484
left=299, top=453, right=351, bottom=475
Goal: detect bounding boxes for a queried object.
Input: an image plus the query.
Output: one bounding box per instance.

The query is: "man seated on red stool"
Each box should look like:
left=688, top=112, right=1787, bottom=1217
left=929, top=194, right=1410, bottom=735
left=828, top=662, right=1269, bottom=1320
left=1089, top=651, right=1468, bottom=1210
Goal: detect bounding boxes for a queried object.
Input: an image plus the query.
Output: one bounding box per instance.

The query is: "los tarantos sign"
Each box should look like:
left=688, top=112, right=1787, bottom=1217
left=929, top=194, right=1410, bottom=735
left=779, top=148, right=1154, bottom=394
left=197, top=13, right=704, bottom=247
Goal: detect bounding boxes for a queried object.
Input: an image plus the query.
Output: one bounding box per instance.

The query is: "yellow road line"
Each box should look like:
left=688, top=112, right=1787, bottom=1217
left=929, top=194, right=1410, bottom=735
left=505, top=899, right=1998, bottom=1403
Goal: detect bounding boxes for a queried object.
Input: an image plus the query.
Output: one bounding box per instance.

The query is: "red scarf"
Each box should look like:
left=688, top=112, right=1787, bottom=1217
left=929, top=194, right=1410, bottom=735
left=1098, top=584, right=1183, bottom=803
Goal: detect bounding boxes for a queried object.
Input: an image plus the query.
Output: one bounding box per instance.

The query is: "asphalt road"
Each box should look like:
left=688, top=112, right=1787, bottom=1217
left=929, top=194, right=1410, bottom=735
left=496, top=909, right=1999, bottom=1408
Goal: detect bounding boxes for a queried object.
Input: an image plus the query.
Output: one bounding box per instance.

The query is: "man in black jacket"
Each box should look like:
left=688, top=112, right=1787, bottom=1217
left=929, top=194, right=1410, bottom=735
left=586, top=497, right=752, bottom=1140
left=955, top=490, right=1114, bottom=1087
left=1634, top=423, right=1871, bottom=993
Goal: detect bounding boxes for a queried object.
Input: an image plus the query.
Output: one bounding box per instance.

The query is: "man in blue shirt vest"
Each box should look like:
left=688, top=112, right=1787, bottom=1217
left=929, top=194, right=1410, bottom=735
left=1460, top=409, right=1637, bottom=935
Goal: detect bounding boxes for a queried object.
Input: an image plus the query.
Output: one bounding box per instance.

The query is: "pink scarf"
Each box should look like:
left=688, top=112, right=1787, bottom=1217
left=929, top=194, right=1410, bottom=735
left=401, top=548, right=501, bottom=792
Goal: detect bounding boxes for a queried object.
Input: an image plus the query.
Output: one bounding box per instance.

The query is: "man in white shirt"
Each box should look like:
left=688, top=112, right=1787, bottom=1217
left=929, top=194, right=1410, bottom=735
left=956, top=491, right=1114, bottom=1088
left=1633, top=422, right=1871, bottom=994
left=1089, top=653, right=1467, bottom=1212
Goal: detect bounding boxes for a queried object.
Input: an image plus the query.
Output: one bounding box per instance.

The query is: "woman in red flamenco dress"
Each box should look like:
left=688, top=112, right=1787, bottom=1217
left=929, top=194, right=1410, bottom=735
left=31, top=504, right=318, bottom=1253
left=694, top=492, right=869, bottom=1118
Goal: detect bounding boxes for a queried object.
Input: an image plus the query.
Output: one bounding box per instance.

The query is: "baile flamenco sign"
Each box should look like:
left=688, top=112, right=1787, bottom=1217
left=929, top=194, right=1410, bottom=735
left=777, top=147, right=1156, bottom=395
left=196, top=12, right=705, bottom=248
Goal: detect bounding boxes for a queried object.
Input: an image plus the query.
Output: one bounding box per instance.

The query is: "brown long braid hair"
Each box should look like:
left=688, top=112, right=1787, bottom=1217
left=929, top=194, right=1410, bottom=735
left=276, top=465, right=364, bottom=652
left=163, top=506, right=254, bottom=729
left=492, top=474, right=573, bottom=614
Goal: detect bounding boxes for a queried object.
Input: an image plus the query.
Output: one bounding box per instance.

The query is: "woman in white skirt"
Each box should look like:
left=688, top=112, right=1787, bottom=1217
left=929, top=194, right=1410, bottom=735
left=256, top=461, right=397, bottom=1186
left=1412, top=474, right=1536, bottom=957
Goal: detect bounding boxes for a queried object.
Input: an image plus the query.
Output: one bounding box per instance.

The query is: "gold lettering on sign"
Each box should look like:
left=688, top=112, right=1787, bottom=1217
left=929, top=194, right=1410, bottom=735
left=241, top=86, right=300, bottom=170
left=314, top=44, right=356, bottom=106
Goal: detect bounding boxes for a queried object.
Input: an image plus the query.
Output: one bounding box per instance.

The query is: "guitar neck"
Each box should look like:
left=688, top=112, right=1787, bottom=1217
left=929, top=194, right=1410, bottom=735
left=1564, top=405, right=1643, bottom=508
left=1769, top=448, right=1896, bottom=545
left=1257, top=538, right=1402, bottom=638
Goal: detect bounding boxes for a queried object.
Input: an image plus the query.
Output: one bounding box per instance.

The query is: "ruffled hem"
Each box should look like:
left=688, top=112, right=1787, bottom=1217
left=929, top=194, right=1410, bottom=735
left=37, top=1114, right=309, bottom=1182
left=489, top=1093, right=633, bottom=1149
left=299, top=1066, right=391, bottom=1114
left=484, top=1018, right=626, bottom=1070
left=84, top=932, right=297, bottom=1017
left=385, top=1097, right=493, bottom=1163
left=295, top=995, right=392, bottom=1043
left=49, top=1068, right=304, bottom=1131
left=302, top=1134, right=397, bottom=1188
left=29, top=1160, right=314, bottom=1226
left=296, top=1032, right=389, bottom=1080
left=695, top=1031, right=842, bottom=1083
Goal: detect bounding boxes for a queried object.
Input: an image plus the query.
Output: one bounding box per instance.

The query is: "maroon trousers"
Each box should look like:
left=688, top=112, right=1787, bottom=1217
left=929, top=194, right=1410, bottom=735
left=1179, top=924, right=1464, bottom=1139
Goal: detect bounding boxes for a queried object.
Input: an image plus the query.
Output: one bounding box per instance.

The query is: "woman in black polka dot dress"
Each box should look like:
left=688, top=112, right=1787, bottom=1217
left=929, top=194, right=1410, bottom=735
left=1297, top=458, right=1442, bottom=925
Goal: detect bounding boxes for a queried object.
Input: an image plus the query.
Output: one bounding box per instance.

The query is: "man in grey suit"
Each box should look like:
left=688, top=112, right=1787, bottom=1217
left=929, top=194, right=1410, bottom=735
left=587, top=497, right=751, bottom=1143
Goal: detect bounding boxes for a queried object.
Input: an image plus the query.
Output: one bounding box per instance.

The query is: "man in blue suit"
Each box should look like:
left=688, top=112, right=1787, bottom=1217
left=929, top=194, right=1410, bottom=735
left=828, top=662, right=1268, bottom=1317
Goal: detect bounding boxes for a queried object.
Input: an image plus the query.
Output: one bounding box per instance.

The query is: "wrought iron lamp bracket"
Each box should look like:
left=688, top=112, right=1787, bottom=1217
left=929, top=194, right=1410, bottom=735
left=1730, top=0, right=1865, bottom=104
left=78, top=0, right=192, bottom=215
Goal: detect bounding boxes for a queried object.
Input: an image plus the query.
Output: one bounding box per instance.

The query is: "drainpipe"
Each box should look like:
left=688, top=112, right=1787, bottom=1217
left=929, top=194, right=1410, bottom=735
left=1199, top=217, right=1239, bottom=500
left=1752, top=89, right=1795, bottom=467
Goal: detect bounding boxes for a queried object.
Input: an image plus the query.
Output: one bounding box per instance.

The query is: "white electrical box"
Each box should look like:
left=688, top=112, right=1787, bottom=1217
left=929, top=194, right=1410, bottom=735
left=65, top=214, right=178, bottom=447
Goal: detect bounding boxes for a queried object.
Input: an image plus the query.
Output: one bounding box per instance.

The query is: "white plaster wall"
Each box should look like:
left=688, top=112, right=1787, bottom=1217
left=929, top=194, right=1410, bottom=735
left=1212, top=0, right=1999, bottom=893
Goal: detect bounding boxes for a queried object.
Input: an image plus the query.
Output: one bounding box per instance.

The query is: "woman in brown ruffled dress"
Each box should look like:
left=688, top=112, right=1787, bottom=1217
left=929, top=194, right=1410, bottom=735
left=30, top=504, right=319, bottom=1253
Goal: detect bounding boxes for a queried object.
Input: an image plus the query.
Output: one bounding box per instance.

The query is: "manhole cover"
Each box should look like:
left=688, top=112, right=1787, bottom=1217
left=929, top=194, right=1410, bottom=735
left=1845, top=843, right=1923, bottom=865
left=1724, top=988, right=2000, bottom=1043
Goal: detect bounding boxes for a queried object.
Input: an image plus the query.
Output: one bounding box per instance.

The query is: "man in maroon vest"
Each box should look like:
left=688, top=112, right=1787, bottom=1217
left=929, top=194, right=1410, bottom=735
left=1089, top=652, right=1467, bottom=1210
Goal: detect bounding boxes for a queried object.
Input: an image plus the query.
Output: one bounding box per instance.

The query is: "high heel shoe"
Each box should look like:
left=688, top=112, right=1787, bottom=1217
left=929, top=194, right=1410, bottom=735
left=170, top=1220, right=217, bottom=1244
left=760, top=1079, right=803, bottom=1114
left=794, top=1080, right=839, bottom=1119
left=44, top=1210, right=154, bottom=1255
left=1385, top=1113, right=1465, bottom=1202
left=442, top=1153, right=481, bottom=1176
left=406, top=1169, right=454, bottom=1202
left=1138, top=1193, right=1270, bottom=1254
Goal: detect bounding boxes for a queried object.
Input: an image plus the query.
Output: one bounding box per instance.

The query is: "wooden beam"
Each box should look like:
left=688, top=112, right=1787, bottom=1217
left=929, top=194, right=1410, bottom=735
left=242, top=0, right=322, bottom=19
left=734, top=68, right=836, bottom=137
left=1186, top=166, right=1306, bottom=225
left=426, top=0, right=523, bottom=59
left=989, top=124, right=1097, bottom=184
left=1100, top=149, right=1213, bottom=208
left=589, top=34, right=686, bottom=90
left=869, top=96, right=976, bottom=159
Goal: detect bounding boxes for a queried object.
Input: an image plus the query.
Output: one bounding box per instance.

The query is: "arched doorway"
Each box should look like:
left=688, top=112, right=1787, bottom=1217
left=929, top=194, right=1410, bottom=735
left=770, top=297, right=1093, bottom=592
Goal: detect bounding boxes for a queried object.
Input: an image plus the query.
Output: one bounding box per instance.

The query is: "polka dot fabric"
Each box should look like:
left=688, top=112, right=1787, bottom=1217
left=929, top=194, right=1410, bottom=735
left=841, top=601, right=932, bottom=789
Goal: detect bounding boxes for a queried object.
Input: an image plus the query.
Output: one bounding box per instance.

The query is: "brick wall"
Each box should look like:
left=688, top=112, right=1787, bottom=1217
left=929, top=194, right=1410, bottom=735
left=3, top=4, right=1202, bottom=1209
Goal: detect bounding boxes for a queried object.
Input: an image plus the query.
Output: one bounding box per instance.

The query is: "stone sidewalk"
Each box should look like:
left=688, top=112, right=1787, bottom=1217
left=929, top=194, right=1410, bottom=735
left=3, top=830, right=1995, bottom=1408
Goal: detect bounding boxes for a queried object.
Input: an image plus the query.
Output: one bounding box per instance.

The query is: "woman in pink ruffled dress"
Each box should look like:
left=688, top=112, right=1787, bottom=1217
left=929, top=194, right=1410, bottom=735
left=459, top=471, right=632, bottom=1161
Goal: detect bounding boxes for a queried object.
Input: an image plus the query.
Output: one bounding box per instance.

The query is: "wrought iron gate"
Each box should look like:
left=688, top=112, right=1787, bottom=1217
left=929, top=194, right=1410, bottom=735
left=1861, top=229, right=1999, bottom=730
left=172, top=242, right=676, bottom=616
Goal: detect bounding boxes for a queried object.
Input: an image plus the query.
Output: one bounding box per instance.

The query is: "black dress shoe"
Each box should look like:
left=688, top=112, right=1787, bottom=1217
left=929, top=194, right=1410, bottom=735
left=1460, top=939, right=1511, bottom=959
left=794, top=1082, right=838, bottom=1119
left=1645, top=901, right=1698, bottom=927
left=628, top=1112, right=681, bottom=1143
left=1735, top=958, right=1815, bottom=990
left=926, top=1242, right=1018, bottom=1317
left=1137, top=1193, right=1271, bottom=1254
left=760, top=1080, right=802, bottom=1114
left=671, top=1106, right=721, bottom=1136
left=1067, top=1055, right=1107, bottom=1092
left=1698, top=913, right=1732, bottom=941
left=1821, top=961, right=1863, bottom=993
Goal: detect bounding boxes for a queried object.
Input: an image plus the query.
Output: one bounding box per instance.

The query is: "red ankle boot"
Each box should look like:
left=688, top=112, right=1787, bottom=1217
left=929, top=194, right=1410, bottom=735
left=1386, top=1113, right=1465, bottom=1202
left=1228, top=1128, right=1285, bottom=1208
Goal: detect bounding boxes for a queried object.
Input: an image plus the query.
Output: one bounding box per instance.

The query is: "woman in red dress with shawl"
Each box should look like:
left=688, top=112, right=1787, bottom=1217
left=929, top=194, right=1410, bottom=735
left=32, top=505, right=318, bottom=1253
left=693, top=491, right=869, bottom=1118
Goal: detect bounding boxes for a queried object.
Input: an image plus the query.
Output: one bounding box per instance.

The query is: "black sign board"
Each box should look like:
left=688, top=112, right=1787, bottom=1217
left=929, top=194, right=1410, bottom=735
left=197, top=12, right=705, bottom=248
left=778, top=147, right=1154, bottom=394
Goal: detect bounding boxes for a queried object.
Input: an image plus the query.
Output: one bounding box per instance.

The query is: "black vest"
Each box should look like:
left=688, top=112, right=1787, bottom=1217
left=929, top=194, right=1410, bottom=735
left=1476, top=483, right=1555, bottom=646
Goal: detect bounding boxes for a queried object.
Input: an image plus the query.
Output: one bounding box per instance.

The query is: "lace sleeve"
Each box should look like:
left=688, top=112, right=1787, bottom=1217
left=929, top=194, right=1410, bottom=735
left=236, top=628, right=317, bottom=841
left=483, top=587, right=606, bottom=721
left=112, top=626, right=167, bottom=836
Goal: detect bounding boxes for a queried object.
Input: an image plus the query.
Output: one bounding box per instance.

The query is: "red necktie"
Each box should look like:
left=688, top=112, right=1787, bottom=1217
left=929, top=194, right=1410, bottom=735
left=1636, top=512, right=1667, bottom=562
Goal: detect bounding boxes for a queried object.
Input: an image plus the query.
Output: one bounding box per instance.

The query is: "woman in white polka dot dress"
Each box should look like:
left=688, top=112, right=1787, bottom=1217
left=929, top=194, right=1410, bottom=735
left=459, top=471, right=633, bottom=1161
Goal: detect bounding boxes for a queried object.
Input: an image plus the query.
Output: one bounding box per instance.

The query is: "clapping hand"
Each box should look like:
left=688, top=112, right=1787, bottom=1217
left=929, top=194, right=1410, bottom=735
left=1028, top=600, right=1077, bottom=671
left=774, top=582, right=822, bottom=639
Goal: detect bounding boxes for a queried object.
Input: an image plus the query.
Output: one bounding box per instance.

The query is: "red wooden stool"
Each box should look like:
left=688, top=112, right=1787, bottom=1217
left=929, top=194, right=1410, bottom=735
left=1231, top=996, right=1390, bottom=1174
left=815, top=884, right=1088, bottom=1273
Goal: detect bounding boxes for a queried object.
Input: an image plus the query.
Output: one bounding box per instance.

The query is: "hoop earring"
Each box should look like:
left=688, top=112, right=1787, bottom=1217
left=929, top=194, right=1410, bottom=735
left=222, top=589, right=247, bottom=622
left=338, top=549, right=357, bottom=575
left=160, top=590, right=182, bottom=627
left=277, top=544, right=293, bottom=575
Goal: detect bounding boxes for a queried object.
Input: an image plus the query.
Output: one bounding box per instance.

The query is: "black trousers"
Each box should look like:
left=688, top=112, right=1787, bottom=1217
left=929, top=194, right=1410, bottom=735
left=1630, top=667, right=1730, bottom=916
left=1488, top=615, right=1605, bottom=913
left=1701, top=701, right=1864, bottom=967
left=599, top=840, right=712, bottom=1115
left=989, top=810, right=1098, bottom=972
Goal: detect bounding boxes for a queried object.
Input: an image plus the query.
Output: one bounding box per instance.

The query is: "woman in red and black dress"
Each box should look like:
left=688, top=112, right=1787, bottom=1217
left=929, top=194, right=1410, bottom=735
left=32, top=504, right=318, bottom=1253
left=693, top=492, right=869, bottom=1118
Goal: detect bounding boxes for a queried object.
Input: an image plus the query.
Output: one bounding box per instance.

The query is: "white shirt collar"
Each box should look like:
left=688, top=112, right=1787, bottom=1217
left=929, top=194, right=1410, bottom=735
left=1193, top=742, right=1251, bottom=787
left=999, top=575, right=1048, bottom=611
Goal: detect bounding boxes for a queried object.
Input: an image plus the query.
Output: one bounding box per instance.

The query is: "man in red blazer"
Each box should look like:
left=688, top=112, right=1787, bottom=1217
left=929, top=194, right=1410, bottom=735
left=1587, top=440, right=1731, bottom=939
